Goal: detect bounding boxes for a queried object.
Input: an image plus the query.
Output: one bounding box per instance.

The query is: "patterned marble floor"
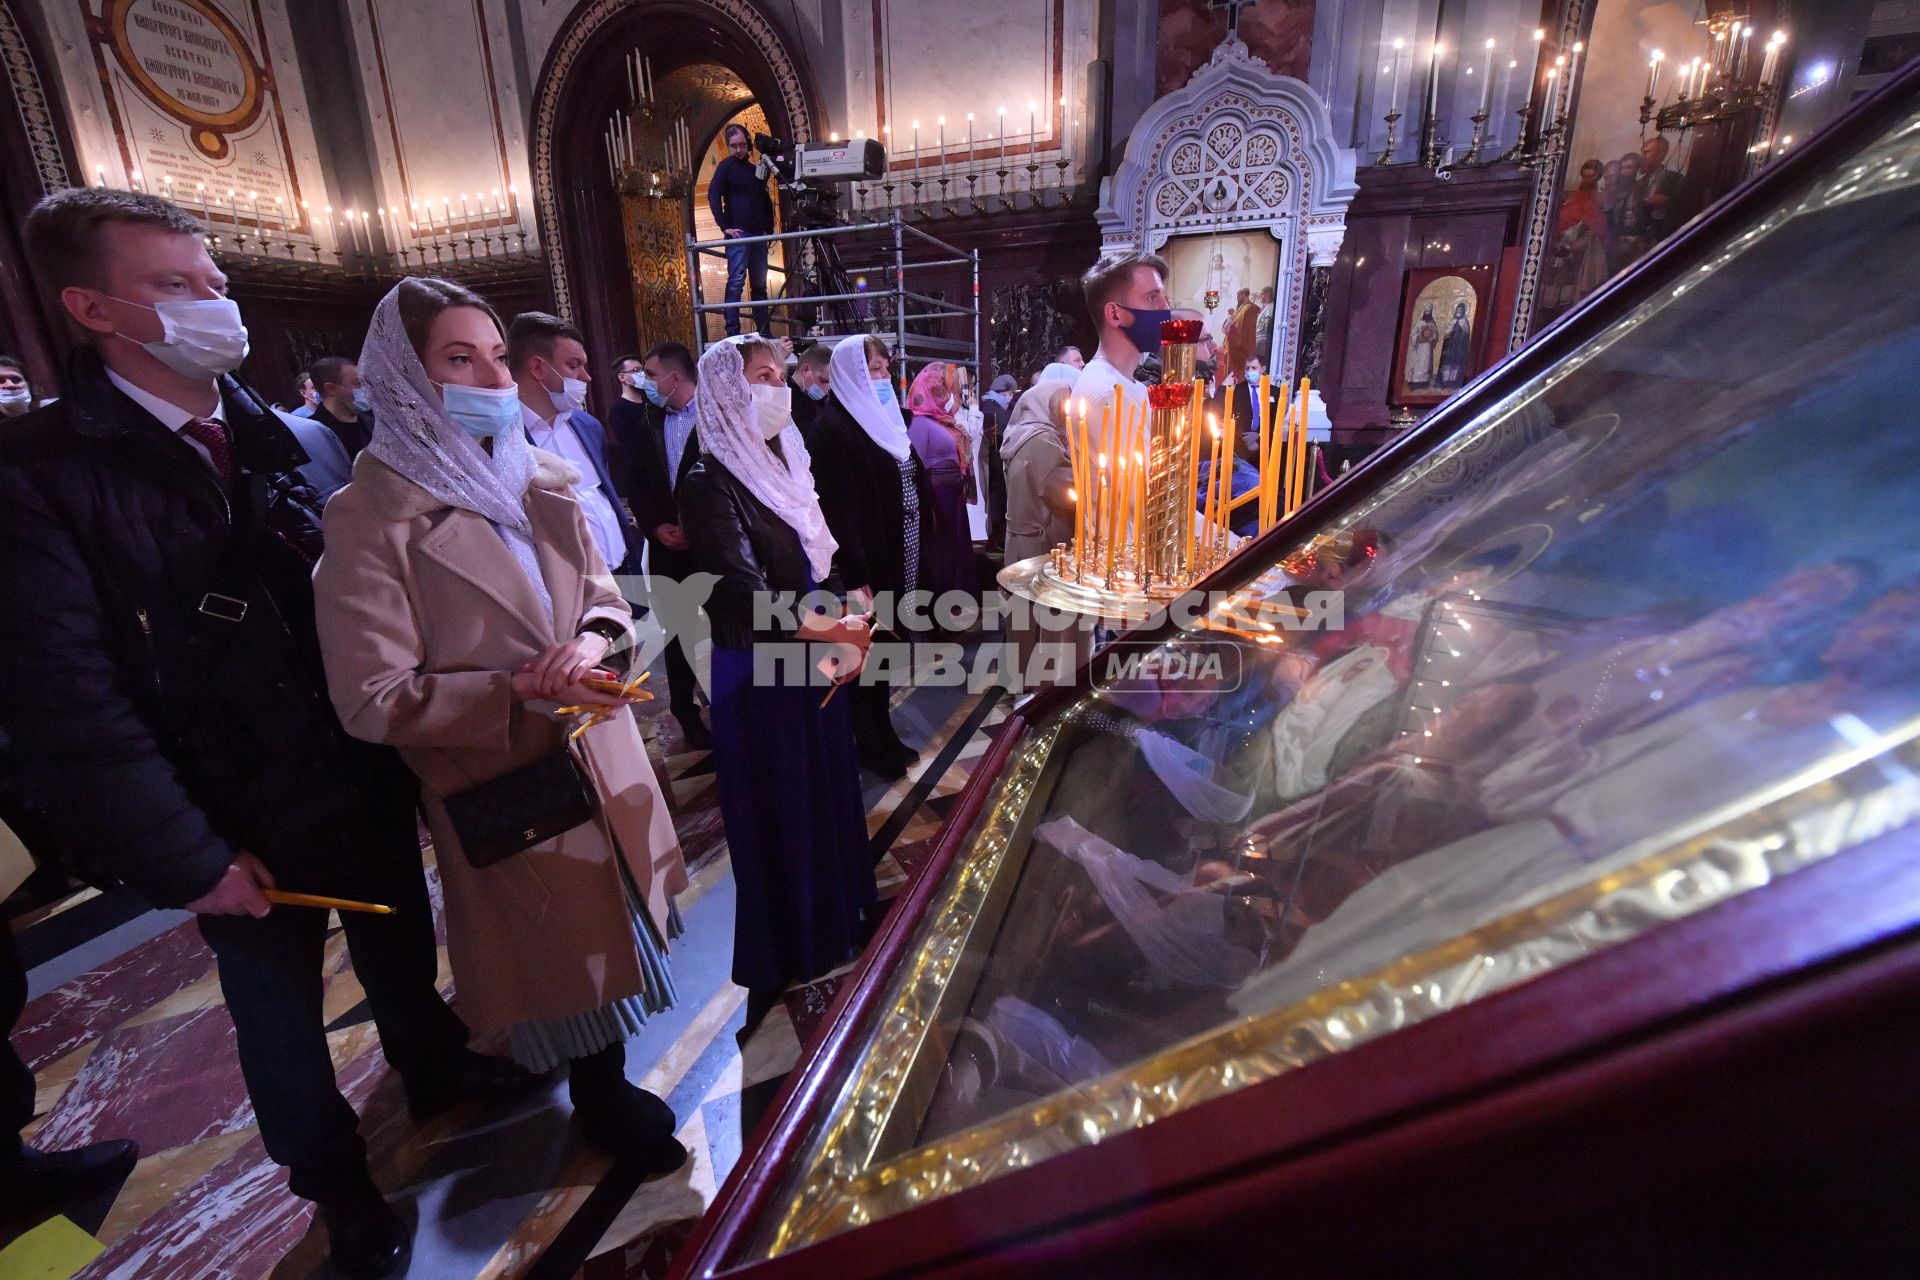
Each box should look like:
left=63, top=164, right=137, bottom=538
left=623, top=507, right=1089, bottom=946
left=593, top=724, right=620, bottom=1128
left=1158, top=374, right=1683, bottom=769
left=3, top=645, right=1013, bottom=1280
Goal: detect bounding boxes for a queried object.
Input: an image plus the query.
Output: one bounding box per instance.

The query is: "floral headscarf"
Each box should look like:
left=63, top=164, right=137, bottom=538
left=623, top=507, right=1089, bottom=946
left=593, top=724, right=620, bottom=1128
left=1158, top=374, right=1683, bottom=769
left=906, top=362, right=970, bottom=472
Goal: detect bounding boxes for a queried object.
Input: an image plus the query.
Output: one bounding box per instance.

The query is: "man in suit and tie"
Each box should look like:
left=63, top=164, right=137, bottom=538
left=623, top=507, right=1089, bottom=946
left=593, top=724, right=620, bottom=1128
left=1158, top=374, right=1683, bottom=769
left=626, top=341, right=708, bottom=749
left=0, top=186, right=531, bottom=1278
left=507, top=313, right=646, bottom=579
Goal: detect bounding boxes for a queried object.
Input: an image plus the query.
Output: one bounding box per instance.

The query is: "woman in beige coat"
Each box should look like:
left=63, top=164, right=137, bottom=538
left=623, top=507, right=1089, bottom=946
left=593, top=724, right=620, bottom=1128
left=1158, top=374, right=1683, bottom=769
left=313, top=277, right=688, bottom=1173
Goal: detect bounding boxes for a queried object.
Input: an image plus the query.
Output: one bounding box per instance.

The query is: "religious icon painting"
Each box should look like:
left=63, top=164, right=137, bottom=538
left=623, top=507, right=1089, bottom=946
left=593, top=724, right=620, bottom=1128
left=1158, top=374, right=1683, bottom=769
left=1161, top=229, right=1284, bottom=372
left=1392, top=266, right=1492, bottom=406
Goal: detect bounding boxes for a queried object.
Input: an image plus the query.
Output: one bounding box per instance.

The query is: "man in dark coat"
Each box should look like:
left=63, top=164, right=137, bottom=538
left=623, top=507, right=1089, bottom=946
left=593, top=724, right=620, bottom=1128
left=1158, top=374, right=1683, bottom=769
left=980, top=374, right=1017, bottom=547
left=0, top=188, right=528, bottom=1279
left=629, top=341, right=709, bottom=748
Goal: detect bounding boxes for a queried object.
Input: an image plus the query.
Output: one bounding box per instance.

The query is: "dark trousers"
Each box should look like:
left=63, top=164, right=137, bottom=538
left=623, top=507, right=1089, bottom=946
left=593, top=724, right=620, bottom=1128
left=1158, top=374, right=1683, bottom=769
left=647, top=541, right=704, bottom=722
left=198, top=839, right=466, bottom=1202
left=3, top=925, right=31, bottom=1161
left=664, top=634, right=699, bottom=721
left=724, top=240, right=772, bottom=337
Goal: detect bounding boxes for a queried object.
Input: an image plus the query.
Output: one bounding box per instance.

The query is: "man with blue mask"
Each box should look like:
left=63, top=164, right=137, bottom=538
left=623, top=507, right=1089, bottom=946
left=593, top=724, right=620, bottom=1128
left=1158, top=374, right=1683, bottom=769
left=788, top=340, right=833, bottom=446
left=0, top=187, right=534, bottom=1277
left=629, top=341, right=709, bottom=749
left=1075, top=249, right=1170, bottom=453
left=309, top=355, right=373, bottom=459
left=508, top=312, right=643, bottom=580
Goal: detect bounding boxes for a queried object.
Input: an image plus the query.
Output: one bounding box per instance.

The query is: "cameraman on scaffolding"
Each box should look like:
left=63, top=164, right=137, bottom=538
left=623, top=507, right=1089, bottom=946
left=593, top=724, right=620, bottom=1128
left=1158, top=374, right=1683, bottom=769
left=709, top=124, right=776, bottom=338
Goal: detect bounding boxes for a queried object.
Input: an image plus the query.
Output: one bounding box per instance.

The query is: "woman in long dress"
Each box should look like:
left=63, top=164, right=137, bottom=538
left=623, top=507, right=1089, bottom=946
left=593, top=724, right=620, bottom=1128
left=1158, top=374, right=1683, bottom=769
left=314, top=277, right=688, bottom=1172
left=809, top=337, right=922, bottom=778
left=905, top=362, right=976, bottom=599
left=677, top=337, right=877, bottom=1026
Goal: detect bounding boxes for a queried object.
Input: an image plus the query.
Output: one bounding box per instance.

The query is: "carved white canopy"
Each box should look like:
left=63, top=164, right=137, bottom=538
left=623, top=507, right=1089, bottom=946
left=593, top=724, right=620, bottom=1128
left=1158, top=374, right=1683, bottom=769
left=1097, top=36, right=1358, bottom=380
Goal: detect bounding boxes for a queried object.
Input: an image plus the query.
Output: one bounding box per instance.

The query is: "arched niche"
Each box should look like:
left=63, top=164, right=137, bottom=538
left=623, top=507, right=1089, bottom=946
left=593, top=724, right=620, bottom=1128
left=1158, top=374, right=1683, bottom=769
left=1097, top=35, right=1358, bottom=384
left=530, top=0, right=817, bottom=361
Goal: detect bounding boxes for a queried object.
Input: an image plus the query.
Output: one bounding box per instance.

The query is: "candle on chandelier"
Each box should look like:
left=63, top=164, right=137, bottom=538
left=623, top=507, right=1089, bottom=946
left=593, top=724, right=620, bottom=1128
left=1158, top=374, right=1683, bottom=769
left=1545, top=63, right=1560, bottom=126
left=1527, top=28, right=1545, bottom=105
left=1425, top=43, right=1443, bottom=123
left=1389, top=38, right=1405, bottom=116
left=937, top=116, right=946, bottom=170
left=998, top=105, right=1008, bottom=167
left=1567, top=41, right=1584, bottom=111
left=966, top=113, right=975, bottom=176
left=1478, top=39, right=1495, bottom=115
left=912, top=119, right=920, bottom=163
left=1028, top=100, right=1038, bottom=160
left=1647, top=49, right=1664, bottom=101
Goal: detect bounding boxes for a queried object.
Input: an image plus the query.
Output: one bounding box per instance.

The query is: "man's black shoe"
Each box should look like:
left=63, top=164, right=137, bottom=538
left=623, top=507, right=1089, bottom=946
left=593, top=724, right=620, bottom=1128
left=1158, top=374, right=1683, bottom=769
left=403, top=1047, right=547, bottom=1120
left=0, top=1138, right=139, bottom=1226
left=318, top=1187, right=411, bottom=1280
left=676, top=713, right=713, bottom=752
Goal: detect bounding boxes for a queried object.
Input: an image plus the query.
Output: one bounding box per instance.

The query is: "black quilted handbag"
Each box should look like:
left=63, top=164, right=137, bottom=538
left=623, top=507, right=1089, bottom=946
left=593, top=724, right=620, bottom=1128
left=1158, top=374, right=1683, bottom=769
left=443, top=749, right=598, bottom=869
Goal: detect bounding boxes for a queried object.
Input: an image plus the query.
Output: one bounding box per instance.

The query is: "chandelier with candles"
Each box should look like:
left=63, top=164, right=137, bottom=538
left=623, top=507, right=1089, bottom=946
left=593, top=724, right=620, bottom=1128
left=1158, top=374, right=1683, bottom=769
left=604, top=51, right=696, bottom=200
left=1643, top=17, right=1786, bottom=136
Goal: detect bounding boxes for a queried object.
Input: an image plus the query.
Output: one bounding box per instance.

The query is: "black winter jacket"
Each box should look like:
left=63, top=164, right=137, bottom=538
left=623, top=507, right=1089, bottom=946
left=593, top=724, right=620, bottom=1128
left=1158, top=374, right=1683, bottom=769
left=0, top=349, right=416, bottom=906
left=678, top=452, right=842, bottom=648
left=809, top=397, right=929, bottom=598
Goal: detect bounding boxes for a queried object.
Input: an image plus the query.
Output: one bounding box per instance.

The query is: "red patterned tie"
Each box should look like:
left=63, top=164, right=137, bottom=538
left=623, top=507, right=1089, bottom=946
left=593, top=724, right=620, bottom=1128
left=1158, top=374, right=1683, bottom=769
left=181, top=416, right=235, bottom=483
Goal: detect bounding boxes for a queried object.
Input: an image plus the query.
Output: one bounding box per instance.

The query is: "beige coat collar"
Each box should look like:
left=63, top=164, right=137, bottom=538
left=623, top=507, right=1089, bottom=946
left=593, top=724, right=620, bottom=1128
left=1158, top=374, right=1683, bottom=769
left=348, top=447, right=587, bottom=640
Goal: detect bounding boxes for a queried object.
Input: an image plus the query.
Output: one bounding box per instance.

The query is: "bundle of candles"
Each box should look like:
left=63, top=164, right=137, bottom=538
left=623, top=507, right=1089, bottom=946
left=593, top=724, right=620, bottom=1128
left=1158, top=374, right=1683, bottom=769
left=1029, top=318, right=1318, bottom=611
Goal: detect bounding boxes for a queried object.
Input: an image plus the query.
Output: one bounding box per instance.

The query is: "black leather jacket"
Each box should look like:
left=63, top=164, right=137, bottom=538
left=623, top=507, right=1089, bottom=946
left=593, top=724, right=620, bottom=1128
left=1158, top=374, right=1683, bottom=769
left=0, top=348, right=416, bottom=905
left=678, top=452, right=842, bottom=648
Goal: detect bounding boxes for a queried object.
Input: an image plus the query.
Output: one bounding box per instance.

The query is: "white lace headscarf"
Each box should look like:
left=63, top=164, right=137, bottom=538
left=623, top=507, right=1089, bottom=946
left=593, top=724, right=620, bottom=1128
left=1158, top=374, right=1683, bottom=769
left=827, top=335, right=910, bottom=461
left=360, top=279, right=536, bottom=534
left=695, top=339, right=839, bottom=582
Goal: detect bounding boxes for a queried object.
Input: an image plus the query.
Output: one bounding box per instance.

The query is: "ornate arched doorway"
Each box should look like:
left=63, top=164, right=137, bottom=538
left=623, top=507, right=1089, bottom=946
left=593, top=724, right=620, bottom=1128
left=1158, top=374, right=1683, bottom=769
left=530, top=0, right=817, bottom=368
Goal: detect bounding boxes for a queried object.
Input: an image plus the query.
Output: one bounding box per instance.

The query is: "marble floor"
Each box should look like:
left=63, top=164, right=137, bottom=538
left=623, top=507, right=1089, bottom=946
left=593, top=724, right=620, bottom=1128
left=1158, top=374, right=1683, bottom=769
left=3, top=642, right=1012, bottom=1280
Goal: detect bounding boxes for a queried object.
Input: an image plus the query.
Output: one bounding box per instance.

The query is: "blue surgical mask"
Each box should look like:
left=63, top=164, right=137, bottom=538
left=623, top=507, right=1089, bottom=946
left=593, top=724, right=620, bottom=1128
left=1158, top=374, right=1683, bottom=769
left=642, top=376, right=668, bottom=409
left=435, top=381, right=522, bottom=440
left=872, top=378, right=898, bottom=408
left=350, top=386, right=374, bottom=413
left=804, top=382, right=828, bottom=401
left=1115, top=304, right=1174, bottom=356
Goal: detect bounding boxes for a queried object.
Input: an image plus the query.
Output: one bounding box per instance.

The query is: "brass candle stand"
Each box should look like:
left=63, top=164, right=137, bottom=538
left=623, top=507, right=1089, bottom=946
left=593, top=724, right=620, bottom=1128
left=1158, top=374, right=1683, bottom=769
left=999, top=319, right=1244, bottom=625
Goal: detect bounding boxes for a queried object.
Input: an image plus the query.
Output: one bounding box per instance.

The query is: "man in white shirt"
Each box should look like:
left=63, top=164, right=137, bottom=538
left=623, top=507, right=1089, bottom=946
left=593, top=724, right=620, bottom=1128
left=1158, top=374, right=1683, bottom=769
left=1076, top=249, right=1172, bottom=454
left=507, top=312, right=644, bottom=576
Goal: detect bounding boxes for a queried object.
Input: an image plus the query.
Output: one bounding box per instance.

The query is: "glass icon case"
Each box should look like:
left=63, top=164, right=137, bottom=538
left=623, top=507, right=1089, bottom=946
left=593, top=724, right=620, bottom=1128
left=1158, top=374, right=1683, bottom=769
left=672, top=63, right=1920, bottom=1280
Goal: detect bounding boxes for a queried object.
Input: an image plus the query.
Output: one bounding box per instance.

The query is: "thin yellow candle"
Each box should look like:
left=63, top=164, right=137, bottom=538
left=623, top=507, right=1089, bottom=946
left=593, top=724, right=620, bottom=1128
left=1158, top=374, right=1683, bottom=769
left=1291, top=377, right=1313, bottom=513
left=1070, top=399, right=1086, bottom=564
left=1205, top=416, right=1225, bottom=562
left=1221, top=397, right=1236, bottom=547
left=1108, top=418, right=1123, bottom=561
left=1100, top=451, right=1116, bottom=580
left=1257, top=373, right=1272, bottom=528
left=1186, top=380, right=1204, bottom=571
left=1130, top=403, right=1146, bottom=554
left=1268, top=379, right=1291, bottom=522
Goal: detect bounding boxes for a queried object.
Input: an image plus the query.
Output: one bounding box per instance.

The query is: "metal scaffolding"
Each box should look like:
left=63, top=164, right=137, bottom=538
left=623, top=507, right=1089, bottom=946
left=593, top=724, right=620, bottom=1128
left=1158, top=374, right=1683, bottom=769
left=685, top=211, right=981, bottom=391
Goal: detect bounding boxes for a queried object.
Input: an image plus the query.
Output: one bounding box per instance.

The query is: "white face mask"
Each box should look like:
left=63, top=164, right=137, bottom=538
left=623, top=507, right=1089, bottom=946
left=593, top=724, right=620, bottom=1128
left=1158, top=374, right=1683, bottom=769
left=749, top=382, right=792, bottom=440
left=111, top=296, right=250, bottom=380
left=435, top=381, right=523, bottom=440
left=0, top=387, right=30, bottom=407
left=545, top=367, right=588, bottom=413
